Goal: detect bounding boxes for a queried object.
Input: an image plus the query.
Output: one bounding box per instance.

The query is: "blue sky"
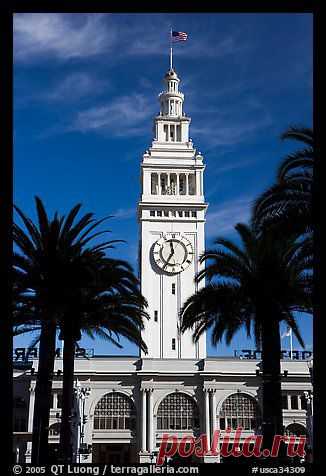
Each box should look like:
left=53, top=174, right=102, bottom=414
left=13, top=13, right=313, bottom=357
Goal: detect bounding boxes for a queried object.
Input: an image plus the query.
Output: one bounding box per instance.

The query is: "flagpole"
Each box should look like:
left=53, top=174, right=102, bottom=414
left=290, top=328, right=293, bottom=360
left=170, top=28, right=173, bottom=70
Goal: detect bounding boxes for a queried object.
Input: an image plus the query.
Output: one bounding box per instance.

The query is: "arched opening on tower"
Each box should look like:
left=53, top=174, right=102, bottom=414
left=160, top=173, right=168, bottom=195
left=151, top=173, right=158, bottom=195
left=179, top=174, right=186, bottom=195
left=188, top=174, right=196, bottom=195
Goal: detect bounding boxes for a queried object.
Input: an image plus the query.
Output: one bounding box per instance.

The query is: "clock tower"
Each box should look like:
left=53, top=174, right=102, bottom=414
left=138, top=67, right=207, bottom=359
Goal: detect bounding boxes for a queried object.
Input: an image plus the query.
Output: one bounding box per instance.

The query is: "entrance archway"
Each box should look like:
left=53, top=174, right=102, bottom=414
left=92, top=392, right=137, bottom=463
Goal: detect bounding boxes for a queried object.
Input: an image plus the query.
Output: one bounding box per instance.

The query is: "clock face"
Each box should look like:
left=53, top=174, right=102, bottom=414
left=153, top=233, right=193, bottom=274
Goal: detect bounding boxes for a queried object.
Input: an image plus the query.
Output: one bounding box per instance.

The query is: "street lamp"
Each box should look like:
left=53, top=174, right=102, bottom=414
left=74, top=381, right=91, bottom=463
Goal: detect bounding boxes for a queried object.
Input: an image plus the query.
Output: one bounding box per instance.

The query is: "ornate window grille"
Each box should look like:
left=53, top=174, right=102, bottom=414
left=94, top=393, right=136, bottom=431
left=218, top=393, right=260, bottom=431
left=157, top=393, right=199, bottom=431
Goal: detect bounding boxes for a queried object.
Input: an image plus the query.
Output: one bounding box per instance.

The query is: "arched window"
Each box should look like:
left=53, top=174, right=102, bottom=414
left=169, top=174, right=177, bottom=195
left=49, top=423, right=61, bottom=436
left=151, top=173, right=158, bottom=195
left=218, top=393, right=260, bottom=431
left=94, top=393, right=136, bottom=430
left=160, top=173, right=168, bottom=195
left=188, top=174, right=196, bottom=195
left=179, top=174, right=186, bottom=195
left=157, top=393, right=199, bottom=431
left=285, top=423, right=307, bottom=437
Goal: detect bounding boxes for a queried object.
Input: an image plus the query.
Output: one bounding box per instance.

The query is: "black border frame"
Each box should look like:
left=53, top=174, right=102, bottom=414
left=1, top=2, right=321, bottom=474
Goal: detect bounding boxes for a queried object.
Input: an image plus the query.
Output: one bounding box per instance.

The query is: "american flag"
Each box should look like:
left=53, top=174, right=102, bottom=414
left=171, top=31, right=188, bottom=42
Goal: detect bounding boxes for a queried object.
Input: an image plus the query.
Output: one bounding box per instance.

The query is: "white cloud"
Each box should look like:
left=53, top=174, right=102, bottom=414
left=44, top=72, right=109, bottom=102
left=206, top=196, right=254, bottom=238
left=209, top=157, right=260, bottom=176
left=13, top=13, right=247, bottom=64
left=14, top=13, right=114, bottom=61
left=112, top=207, right=135, bottom=220
left=69, top=93, right=155, bottom=136
left=191, top=113, right=273, bottom=150
left=128, top=28, right=247, bottom=60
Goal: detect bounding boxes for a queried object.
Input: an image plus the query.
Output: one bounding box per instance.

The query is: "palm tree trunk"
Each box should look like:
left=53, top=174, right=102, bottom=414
left=261, top=314, right=284, bottom=457
left=31, top=320, right=56, bottom=463
left=59, top=331, right=76, bottom=463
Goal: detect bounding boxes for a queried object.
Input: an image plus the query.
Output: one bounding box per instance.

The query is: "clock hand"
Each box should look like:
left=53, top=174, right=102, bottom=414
left=173, top=240, right=185, bottom=263
left=163, top=250, right=175, bottom=269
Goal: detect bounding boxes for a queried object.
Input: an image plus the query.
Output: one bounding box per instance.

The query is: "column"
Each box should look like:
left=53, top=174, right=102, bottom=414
left=196, top=171, right=200, bottom=196
left=28, top=385, right=35, bottom=432
left=185, top=174, right=189, bottom=195
left=298, top=395, right=302, bottom=410
left=53, top=392, right=57, bottom=411
left=210, top=391, right=217, bottom=439
left=26, top=386, right=35, bottom=463
left=176, top=174, right=179, bottom=195
left=141, top=389, right=147, bottom=452
left=204, top=390, right=211, bottom=448
left=158, top=173, right=161, bottom=195
left=200, top=171, right=204, bottom=195
left=148, top=389, right=154, bottom=453
left=167, top=173, right=171, bottom=194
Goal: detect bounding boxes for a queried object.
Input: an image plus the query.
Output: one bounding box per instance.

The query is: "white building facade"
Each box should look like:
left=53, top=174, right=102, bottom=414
left=13, top=66, right=312, bottom=464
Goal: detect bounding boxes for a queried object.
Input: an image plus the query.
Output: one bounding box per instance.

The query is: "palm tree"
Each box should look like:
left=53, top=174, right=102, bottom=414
left=13, top=256, right=148, bottom=463
left=180, top=223, right=312, bottom=456
left=57, top=254, right=148, bottom=462
left=253, top=126, right=313, bottom=237
left=253, top=126, right=316, bottom=459
left=14, top=199, right=64, bottom=464
left=13, top=197, right=146, bottom=463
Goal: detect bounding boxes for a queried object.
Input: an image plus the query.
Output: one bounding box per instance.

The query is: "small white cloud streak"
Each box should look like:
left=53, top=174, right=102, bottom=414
left=206, top=196, right=254, bottom=238
left=111, top=207, right=135, bottom=220
left=68, top=93, right=155, bottom=136
left=44, top=73, right=109, bottom=102
left=209, top=157, right=260, bottom=176
left=192, top=112, right=273, bottom=150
